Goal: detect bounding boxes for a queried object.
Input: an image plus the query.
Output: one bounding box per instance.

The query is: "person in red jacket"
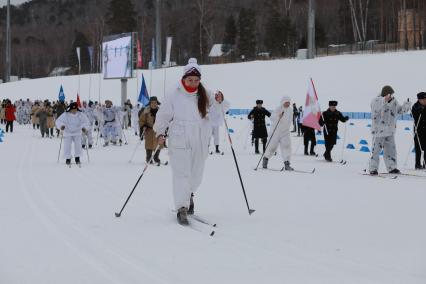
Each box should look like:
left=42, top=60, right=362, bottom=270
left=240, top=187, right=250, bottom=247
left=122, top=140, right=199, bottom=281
left=5, top=100, right=16, bottom=133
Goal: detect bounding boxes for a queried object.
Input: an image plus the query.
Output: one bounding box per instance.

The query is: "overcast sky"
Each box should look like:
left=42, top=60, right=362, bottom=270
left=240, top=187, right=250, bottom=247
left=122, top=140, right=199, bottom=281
left=0, top=0, right=30, bottom=7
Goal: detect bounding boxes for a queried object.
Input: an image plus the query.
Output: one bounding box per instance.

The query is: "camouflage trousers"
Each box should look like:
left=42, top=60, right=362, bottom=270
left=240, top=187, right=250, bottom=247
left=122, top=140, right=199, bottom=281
left=369, top=135, right=397, bottom=172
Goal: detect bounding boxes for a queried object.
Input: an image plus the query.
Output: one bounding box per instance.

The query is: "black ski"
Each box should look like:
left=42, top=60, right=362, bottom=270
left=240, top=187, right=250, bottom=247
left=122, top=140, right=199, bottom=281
left=210, top=151, right=224, bottom=155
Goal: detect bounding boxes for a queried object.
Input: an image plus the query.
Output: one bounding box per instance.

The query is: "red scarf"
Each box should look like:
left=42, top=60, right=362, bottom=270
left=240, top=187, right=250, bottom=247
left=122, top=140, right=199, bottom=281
left=181, top=79, right=198, bottom=94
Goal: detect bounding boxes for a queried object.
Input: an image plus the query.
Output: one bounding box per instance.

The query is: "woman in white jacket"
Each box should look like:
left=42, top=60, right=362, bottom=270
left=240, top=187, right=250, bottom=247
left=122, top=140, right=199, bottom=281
left=154, top=58, right=223, bottom=225
left=209, top=91, right=230, bottom=154
left=55, top=102, right=90, bottom=166
left=262, top=96, right=294, bottom=171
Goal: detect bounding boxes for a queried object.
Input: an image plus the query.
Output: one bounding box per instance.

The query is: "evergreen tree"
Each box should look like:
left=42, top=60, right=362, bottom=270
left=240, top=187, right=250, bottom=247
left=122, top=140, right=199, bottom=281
left=222, top=15, right=237, bottom=53
left=106, top=0, right=137, bottom=34
left=237, top=8, right=256, bottom=60
left=264, top=9, right=285, bottom=57
left=68, top=30, right=91, bottom=74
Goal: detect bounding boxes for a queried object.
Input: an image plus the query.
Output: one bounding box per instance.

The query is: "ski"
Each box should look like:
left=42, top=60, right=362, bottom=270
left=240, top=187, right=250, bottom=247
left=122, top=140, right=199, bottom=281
left=156, top=161, right=169, bottom=166
left=258, top=167, right=315, bottom=174
left=379, top=172, right=426, bottom=178
left=360, top=173, right=398, bottom=179
left=280, top=167, right=316, bottom=174
left=340, top=160, right=347, bottom=165
left=210, top=151, right=224, bottom=155
left=179, top=220, right=215, bottom=236
left=189, top=214, right=217, bottom=227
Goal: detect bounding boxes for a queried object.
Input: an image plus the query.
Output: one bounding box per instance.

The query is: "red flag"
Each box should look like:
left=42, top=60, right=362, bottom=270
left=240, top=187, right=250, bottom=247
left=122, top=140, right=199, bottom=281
left=137, top=38, right=143, bottom=68
left=301, top=78, right=321, bottom=130
left=76, top=93, right=82, bottom=108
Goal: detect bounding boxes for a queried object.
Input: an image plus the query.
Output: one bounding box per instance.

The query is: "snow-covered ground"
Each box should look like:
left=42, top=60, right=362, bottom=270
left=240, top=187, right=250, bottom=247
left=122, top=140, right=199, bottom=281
left=1, top=115, right=425, bottom=284
left=1, top=50, right=426, bottom=111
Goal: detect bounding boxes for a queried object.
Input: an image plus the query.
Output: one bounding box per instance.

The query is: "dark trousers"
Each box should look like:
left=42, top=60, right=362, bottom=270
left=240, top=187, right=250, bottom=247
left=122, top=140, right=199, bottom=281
left=146, top=149, right=161, bottom=163
left=6, top=121, right=13, bottom=132
left=303, top=132, right=317, bottom=154
left=254, top=138, right=267, bottom=153
left=324, top=135, right=336, bottom=158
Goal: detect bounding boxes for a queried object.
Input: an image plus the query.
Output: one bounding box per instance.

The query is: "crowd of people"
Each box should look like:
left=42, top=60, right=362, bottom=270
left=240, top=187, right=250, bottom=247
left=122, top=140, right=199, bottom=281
left=1, top=56, right=425, bottom=224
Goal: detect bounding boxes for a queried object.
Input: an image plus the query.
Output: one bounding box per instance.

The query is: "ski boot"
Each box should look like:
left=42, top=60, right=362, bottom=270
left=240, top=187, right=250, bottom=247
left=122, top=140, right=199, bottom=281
left=75, top=157, right=81, bottom=166
left=389, top=168, right=400, bottom=174
left=369, top=170, right=378, bottom=176
left=215, top=145, right=220, bottom=154
left=262, top=157, right=268, bottom=169
left=284, top=161, right=294, bottom=171
left=188, top=193, right=195, bottom=215
left=177, top=207, right=189, bottom=225
left=66, top=159, right=71, bottom=166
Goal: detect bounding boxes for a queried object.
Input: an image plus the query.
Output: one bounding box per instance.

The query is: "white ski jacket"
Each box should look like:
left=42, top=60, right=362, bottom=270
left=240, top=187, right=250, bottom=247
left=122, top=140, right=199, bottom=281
left=209, top=98, right=230, bottom=127
left=55, top=111, right=90, bottom=137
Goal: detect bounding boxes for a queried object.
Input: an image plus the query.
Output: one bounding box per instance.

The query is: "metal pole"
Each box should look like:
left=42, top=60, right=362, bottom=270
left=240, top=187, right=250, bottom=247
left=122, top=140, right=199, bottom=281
left=5, top=0, right=11, bottom=82
left=155, top=0, right=162, bottom=68
left=307, top=0, right=315, bottom=59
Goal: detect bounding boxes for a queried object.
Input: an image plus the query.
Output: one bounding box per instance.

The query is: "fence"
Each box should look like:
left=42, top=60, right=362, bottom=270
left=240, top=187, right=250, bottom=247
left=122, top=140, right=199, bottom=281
left=227, top=109, right=413, bottom=121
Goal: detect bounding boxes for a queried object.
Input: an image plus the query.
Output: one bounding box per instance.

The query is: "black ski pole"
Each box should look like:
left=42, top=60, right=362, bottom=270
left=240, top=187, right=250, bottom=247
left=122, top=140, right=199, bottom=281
left=254, top=111, right=285, bottom=170
left=222, top=108, right=255, bottom=215
left=115, top=144, right=160, bottom=217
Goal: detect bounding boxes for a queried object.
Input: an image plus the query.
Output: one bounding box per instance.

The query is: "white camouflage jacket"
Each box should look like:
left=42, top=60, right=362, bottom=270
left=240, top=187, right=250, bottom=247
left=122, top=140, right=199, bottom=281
left=370, top=96, right=411, bottom=137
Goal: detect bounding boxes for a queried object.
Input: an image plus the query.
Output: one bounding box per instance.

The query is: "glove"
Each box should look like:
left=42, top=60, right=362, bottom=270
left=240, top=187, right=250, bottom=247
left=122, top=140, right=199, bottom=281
left=344, top=116, right=349, bottom=121
left=60, top=126, right=65, bottom=130
left=82, top=128, right=87, bottom=133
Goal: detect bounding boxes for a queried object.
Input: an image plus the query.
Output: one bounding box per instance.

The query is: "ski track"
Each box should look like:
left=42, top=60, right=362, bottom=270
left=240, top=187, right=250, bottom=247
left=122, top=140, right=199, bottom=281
left=5, top=124, right=426, bottom=284
left=19, top=132, right=172, bottom=284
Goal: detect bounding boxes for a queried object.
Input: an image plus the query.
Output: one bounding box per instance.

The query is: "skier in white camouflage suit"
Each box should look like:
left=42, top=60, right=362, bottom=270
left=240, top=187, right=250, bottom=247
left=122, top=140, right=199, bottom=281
left=55, top=102, right=90, bottom=166
left=369, top=85, right=411, bottom=175
left=81, top=101, right=96, bottom=149
left=262, top=96, right=294, bottom=171
left=102, top=100, right=120, bottom=146
left=154, top=58, right=223, bottom=225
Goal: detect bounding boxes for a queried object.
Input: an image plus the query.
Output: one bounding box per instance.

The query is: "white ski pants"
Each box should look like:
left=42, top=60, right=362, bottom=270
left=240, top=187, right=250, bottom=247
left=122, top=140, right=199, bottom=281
left=63, top=135, right=83, bottom=160
left=211, top=126, right=220, bottom=146
left=264, top=132, right=292, bottom=162
left=103, top=123, right=117, bottom=143
left=168, top=122, right=210, bottom=210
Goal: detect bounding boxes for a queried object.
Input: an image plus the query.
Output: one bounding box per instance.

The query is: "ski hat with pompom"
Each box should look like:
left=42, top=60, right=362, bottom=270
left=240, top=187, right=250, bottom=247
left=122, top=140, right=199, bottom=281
left=182, top=58, right=201, bottom=79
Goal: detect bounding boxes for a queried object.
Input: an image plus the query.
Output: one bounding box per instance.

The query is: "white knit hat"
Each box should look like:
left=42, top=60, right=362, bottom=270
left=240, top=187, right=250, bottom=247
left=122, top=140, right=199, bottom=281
left=182, top=58, right=201, bottom=78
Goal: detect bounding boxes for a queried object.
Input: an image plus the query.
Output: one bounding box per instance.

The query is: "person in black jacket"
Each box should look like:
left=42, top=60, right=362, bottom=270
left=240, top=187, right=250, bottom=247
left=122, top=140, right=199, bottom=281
left=248, top=100, right=271, bottom=154
left=412, top=92, right=426, bottom=169
left=319, top=101, right=349, bottom=162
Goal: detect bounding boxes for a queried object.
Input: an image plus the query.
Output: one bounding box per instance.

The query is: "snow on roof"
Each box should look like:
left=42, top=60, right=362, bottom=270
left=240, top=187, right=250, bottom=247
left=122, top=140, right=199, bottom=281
left=209, top=44, right=225, bottom=57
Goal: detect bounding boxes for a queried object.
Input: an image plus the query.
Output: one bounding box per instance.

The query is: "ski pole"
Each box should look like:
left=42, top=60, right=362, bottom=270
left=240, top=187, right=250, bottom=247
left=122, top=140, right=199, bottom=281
left=411, top=111, right=424, bottom=167
left=339, top=122, right=347, bottom=163
left=84, top=131, right=90, bottom=163
left=115, top=144, right=161, bottom=218
left=254, top=111, right=285, bottom=171
left=57, top=132, right=63, bottom=163
left=222, top=107, right=255, bottom=215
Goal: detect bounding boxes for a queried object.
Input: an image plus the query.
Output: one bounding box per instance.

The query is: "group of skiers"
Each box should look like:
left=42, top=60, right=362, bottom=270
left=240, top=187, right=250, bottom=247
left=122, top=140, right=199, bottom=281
left=2, top=57, right=426, bottom=225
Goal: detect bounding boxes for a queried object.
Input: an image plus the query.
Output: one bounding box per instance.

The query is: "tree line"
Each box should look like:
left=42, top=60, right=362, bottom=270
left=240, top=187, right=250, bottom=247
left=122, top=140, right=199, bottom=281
left=0, top=0, right=424, bottom=79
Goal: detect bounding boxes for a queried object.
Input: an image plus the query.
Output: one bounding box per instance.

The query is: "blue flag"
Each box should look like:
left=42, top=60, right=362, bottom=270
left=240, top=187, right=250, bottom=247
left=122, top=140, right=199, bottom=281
left=138, top=75, right=150, bottom=106
left=58, top=85, right=65, bottom=102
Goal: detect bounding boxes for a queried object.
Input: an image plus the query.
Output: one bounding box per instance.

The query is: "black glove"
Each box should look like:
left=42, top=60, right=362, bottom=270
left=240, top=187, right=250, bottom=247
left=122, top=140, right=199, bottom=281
left=344, top=116, right=349, bottom=121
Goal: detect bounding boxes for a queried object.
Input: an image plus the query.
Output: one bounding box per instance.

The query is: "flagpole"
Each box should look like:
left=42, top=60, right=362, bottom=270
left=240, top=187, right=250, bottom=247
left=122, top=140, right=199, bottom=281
left=163, top=67, right=167, bottom=100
